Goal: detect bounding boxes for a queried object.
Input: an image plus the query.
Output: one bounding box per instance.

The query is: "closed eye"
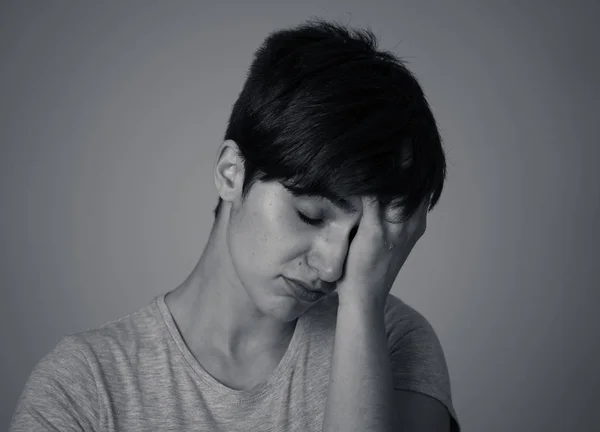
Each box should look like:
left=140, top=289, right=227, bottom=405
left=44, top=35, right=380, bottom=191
left=297, top=211, right=323, bottom=226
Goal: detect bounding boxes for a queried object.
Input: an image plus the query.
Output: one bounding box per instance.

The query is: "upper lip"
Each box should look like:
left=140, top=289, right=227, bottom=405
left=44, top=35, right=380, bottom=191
left=286, top=277, right=331, bottom=295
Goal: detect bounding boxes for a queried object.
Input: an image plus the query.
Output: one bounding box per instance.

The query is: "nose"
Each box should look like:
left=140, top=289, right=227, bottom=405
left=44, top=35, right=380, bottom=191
left=307, top=232, right=351, bottom=283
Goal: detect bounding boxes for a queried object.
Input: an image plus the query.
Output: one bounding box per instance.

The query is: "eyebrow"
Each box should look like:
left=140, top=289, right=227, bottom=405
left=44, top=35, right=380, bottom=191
left=287, top=187, right=359, bottom=214
left=324, top=195, right=359, bottom=213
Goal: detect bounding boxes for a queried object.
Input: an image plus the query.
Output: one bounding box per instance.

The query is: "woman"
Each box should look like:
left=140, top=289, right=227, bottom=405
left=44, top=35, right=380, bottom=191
left=11, top=19, right=460, bottom=432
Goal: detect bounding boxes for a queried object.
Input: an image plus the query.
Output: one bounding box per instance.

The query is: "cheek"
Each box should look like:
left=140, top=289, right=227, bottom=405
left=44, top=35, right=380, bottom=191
left=231, top=208, right=287, bottom=274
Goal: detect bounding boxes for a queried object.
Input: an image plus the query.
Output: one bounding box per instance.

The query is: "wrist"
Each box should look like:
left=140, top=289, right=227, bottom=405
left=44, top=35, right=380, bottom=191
left=337, top=291, right=387, bottom=315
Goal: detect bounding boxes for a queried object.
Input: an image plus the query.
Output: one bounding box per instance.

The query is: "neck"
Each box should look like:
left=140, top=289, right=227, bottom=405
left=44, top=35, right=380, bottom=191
left=166, top=207, right=296, bottom=363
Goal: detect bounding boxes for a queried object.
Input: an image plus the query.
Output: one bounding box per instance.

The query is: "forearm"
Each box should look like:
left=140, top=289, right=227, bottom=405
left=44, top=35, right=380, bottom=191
left=321, top=298, right=395, bottom=432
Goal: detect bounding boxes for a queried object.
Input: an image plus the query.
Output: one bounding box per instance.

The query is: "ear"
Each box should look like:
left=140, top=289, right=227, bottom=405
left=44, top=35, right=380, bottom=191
left=214, top=139, right=245, bottom=206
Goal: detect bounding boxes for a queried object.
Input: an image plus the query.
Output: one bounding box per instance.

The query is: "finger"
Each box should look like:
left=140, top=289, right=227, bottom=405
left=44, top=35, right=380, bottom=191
left=360, top=196, right=384, bottom=235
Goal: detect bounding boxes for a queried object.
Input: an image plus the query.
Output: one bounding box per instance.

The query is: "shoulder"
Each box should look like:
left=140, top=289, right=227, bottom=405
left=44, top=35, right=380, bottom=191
left=78, top=297, right=161, bottom=350
left=384, top=293, right=445, bottom=358
left=383, top=293, right=449, bottom=384
left=384, top=292, right=431, bottom=333
left=11, top=297, right=163, bottom=430
left=17, top=296, right=159, bottom=389
left=23, top=334, right=96, bottom=386
left=10, top=335, right=99, bottom=431
left=384, top=293, right=461, bottom=431
left=383, top=293, right=448, bottom=369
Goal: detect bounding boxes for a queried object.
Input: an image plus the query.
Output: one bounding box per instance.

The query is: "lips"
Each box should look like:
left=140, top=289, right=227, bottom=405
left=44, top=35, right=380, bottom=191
left=286, top=277, right=330, bottom=295
left=283, top=277, right=325, bottom=303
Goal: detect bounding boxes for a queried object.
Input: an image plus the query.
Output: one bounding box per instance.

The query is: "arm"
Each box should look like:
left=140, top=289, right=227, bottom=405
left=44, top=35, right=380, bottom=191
left=321, top=196, right=452, bottom=431
left=321, top=299, right=394, bottom=432
left=321, top=299, right=451, bottom=432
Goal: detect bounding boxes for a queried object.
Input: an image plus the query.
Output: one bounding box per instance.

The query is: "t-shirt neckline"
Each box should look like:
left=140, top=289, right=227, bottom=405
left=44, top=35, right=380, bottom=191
left=154, top=292, right=308, bottom=402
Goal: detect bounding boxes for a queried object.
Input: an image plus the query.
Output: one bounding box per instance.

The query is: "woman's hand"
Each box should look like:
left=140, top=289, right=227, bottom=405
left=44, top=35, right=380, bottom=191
left=336, top=195, right=429, bottom=309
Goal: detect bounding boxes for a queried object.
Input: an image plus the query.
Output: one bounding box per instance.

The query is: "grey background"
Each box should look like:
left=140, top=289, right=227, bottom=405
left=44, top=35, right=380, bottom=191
left=1, top=1, right=598, bottom=430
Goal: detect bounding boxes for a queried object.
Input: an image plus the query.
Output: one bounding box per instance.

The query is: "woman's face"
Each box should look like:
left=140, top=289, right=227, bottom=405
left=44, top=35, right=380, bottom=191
left=226, top=180, right=363, bottom=322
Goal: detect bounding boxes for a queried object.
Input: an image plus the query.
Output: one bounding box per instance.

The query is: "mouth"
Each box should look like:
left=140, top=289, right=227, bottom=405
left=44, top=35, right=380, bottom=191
left=283, top=277, right=328, bottom=303
left=288, top=277, right=336, bottom=296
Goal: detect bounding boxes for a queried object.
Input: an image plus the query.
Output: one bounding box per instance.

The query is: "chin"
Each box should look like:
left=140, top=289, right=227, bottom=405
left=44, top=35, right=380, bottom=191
left=270, top=300, right=308, bottom=322
left=246, top=278, right=314, bottom=322
left=259, top=293, right=310, bottom=322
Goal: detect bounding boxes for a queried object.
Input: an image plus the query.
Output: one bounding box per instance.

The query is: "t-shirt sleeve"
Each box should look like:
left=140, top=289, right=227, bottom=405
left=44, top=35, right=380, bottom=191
left=9, top=335, right=99, bottom=432
left=385, top=298, right=461, bottom=432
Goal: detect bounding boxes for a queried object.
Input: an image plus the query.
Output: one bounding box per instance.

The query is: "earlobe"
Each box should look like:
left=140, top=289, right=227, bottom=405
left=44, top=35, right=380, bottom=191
left=214, top=140, right=245, bottom=203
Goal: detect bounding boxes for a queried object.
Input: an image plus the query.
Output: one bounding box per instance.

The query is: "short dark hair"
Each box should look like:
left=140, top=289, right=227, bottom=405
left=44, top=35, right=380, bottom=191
left=214, top=18, right=447, bottom=224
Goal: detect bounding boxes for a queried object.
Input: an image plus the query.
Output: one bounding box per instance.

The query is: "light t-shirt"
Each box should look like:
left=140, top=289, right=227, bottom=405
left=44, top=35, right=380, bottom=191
left=10, top=291, right=461, bottom=431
